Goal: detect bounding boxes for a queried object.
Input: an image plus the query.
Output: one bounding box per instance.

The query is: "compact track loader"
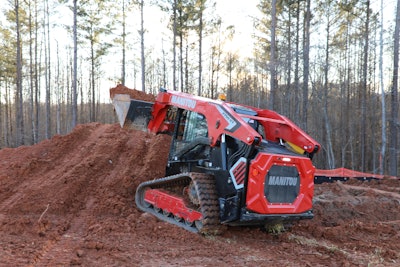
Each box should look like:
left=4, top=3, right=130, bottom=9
left=112, top=88, right=321, bottom=234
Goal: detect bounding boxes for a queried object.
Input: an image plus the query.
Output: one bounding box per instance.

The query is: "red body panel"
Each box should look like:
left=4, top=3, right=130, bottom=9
left=144, top=189, right=202, bottom=223
left=246, top=153, right=315, bottom=214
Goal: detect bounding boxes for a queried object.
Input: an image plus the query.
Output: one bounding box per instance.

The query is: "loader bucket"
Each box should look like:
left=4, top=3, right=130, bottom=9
left=112, top=93, right=153, bottom=131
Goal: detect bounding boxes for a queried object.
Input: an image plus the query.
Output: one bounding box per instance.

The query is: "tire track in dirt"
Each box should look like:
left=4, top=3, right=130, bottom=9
left=338, top=181, right=400, bottom=200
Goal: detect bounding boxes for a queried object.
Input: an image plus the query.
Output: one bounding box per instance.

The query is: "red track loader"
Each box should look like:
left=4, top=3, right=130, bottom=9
left=111, top=88, right=321, bottom=234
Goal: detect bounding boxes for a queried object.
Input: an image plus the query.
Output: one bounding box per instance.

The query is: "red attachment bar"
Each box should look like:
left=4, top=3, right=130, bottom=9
left=243, top=107, right=320, bottom=155
left=315, top=168, right=400, bottom=180
left=144, top=189, right=202, bottom=223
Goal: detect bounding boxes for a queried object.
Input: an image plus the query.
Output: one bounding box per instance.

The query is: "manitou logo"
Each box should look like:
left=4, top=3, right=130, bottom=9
left=268, top=176, right=298, bottom=186
left=171, top=95, right=196, bottom=109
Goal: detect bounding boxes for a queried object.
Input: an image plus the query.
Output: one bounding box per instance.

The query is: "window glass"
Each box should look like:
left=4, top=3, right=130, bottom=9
left=182, top=111, right=208, bottom=141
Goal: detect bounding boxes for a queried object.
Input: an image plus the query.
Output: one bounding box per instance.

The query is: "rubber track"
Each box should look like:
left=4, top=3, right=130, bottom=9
left=135, top=172, right=226, bottom=235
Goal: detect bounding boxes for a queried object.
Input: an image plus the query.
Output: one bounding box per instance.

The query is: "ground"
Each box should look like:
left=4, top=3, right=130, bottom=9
left=0, top=122, right=399, bottom=267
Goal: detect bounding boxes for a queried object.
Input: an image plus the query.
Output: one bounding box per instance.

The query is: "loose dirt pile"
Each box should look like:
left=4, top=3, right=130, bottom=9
left=0, top=123, right=399, bottom=266
left=109, top=84, right=156, bottom=102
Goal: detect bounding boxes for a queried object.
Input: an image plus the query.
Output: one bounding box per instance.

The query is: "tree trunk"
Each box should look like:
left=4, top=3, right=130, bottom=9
left=302, top=0, right=311, bottom=131
left=72, top=0, right=78, bottom=129
left=172, top=0, right=177, bottom=91
left=56, top=41, right=61, bottom=134
left=15, top=0, right=24, bottom=146
left=286, top=6, right=292, bottom=118
left=323, top=16, right=335, bottom=169
left=379, top=0, right=386, bottom=175
left=360, top=0, right=370, bottom=172
left=121, top=0, right=126, bottom=85
left=294, top=0, right=300, bottom=122
left=162, top=38, right=167, bottom=88
left=5, top=82, right=11, bottom=147
left=390, top=0, right=400, bottom=176
left=140, top=0, right=145, bottom=92
left=197, top=0, right=204, bottom=96
left=34, top=0, right=39, bottom=141
left=28, top=0, right=35, bottom=144
left=179, top=7, right=184, bottom=92
left=270, top=0, right=277, bottom=110
left=91, top=38, right=95, bottom=122
left=45, top=0, right=51, bottom=139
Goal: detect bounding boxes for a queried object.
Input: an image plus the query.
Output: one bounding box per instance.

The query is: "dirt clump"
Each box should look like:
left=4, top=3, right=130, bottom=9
left=0, top=123, right=399, bottom=266
left=109, top=84, right=156, bottom=102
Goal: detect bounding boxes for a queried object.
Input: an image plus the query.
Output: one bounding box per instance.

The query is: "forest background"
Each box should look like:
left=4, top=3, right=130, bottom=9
left=0, top=0, right=399, bottom=177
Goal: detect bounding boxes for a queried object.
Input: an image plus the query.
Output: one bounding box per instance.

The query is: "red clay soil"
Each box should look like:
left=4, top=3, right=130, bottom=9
left=0, top=123, right=399, bottom=266
left=109, top=84, right=156, bottom=102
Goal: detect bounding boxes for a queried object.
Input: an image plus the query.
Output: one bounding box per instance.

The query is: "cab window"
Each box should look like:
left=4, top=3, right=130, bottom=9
left=182, top=111, right=208, bottom=141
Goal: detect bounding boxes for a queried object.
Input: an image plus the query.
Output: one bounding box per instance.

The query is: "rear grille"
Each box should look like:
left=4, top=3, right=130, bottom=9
left=264, top=165, right=300, bottom=203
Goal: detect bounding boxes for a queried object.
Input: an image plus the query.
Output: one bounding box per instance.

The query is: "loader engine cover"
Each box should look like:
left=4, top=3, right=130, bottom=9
left=246, top=152, right=314, bottom=215
left=265, top=165, right=300, bottom=203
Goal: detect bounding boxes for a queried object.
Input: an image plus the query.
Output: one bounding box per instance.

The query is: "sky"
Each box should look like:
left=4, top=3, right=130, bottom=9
left=214, top=0, right=260, bottom=57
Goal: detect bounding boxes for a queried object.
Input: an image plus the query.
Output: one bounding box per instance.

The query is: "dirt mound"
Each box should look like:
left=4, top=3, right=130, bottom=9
left=109, top=84, right=156, bottom=102
left=0, top=123, right=399, bottom=266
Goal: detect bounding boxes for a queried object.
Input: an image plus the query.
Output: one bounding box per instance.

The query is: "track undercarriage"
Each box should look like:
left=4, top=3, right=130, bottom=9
left=135, top=172, right=226, bottom=234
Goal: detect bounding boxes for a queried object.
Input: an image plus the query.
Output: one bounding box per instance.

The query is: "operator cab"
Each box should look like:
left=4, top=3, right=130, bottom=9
left=165, top=108, right=211, bottom=174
